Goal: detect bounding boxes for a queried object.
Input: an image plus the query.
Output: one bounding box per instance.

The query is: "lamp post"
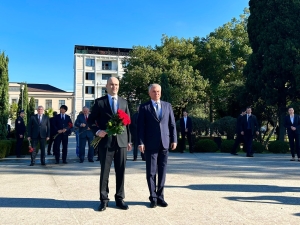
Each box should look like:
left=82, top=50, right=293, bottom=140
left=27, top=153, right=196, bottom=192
left=21, top=84, right=24, bottom=110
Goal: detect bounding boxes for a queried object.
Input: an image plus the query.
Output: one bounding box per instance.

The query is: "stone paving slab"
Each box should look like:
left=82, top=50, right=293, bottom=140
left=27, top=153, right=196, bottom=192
left=0, top=137, right=300, bottom=224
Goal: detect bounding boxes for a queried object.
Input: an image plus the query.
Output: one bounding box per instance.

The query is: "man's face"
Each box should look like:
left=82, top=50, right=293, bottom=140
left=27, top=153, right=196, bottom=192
left=246, top=108, right=252, bottom=114
left=20, top=112, right=25, bottom=118
left=83, top=108, right=89, bottom=115
left=106, top=77, right=119, bottom=96
left=288, top=108, right=294, bottom=115
left=37, top=107, right=44, bottom=115
left=183, top=112, right=188, bottom=117
left=242, top=111, right=246, bottom=116
left=60, top=108, right=66, bottom=114
left=149, top=86, right=161, bottom=101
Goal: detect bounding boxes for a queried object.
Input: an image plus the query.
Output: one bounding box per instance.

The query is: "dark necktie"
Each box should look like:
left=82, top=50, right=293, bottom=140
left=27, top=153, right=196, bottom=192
left=85, top=115, right=88, bottom=122
left=38, top=115, right=41, bottom=124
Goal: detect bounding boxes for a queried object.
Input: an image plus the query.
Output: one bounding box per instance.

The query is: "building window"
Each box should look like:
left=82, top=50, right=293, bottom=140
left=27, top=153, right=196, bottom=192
left=45, top=100, right=52, bottom=109
left=85, top=72, right=95, bottom=80
left=102, top=74, right=111, bottom=80
left=101, top=87, right=107, bottom=96
left=11, top=99, right=18, bottom=104
left=85, top=86, right=95, bottom=94
left=34, top=99, right=39, bottom=108
left=85, top=100, right=94, bottom=109
left=59, top=100, right=65, bottom=108
left=102, top=61, right=112, bottom=70
left=86, top=58, right=95, bottom=67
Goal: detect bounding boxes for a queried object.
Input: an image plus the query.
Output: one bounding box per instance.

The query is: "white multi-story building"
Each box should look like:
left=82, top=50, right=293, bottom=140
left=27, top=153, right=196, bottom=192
left=73, top=45, right=131, bottom=117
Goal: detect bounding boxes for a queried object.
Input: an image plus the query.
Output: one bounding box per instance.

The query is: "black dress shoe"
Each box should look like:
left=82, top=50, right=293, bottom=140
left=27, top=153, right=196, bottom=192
left=29, top=163, right=34, bottom=166
left=41, top=162, right=46, bottom=166
left=246, top=155, right=253, bottom=157
left=47, top=153, right=51, bottom=156
left=157, top=199, right=168, bottom=207
left=132, top=158, right=137, bottom=161
left=98, top=202, right=108, bottom=211
left=63, top=161, right=68, bottom=164
left=55, top=161, right=59, bottom=164
left=88, top=159, right=94, bottom=162
left=150, top=201, right=157, bottom=208
left=116, top=201, right=129, bottom=210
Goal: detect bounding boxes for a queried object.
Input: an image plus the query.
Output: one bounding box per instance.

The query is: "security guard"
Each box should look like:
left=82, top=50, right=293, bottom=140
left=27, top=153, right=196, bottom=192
left=15, top=110, right=26, bottom=158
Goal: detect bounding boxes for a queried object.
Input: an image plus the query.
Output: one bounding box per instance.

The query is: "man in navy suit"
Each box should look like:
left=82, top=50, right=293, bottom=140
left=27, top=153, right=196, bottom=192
left=179, top=111, right=193, bottom=153
left=15, top=110, right=26, bottom=158
left=138, top=83, right=177, bottom=208
left=231, top=109, right=246, bottom=155
left=284, top=107, right=300, bottom=161
left=27, top=106, right=50, bottom=166
left=88, top=77, right=132, bottom=211
left=75, top=106, right=94, bottom=163
left=53, top=105, right=73, bottom=164
left=240, top=107, right=259, bottom=157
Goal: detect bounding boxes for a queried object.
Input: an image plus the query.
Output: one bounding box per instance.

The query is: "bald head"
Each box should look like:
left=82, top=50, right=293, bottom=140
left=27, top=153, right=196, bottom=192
left=106, top=77, right=119, bottom=96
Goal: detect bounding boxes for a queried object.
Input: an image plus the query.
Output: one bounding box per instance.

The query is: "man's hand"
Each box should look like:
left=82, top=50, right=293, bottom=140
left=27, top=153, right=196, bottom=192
left=62, top=129, right=67, bottom=133
left=170, top=143, right=177, bottom=151
left=127, top=143, right=132, bottom=151
left=256, top=131, right=259, bottom=135
left=87, top=127, right=90, bottom=130
left=58, top=130, right=63, bottom=133
left=291, top=126, right=296, bottom=131
left=46, top=137, right=50, bottom=141
left=81, top=123, right=86, bottom=127
left=20, top=135, right=23, bottom=138
left=27, top=137, right=31, bottom=141
left=241, top=131, right=244, bottom=135
left=97, top=130, right=107, bottom=138
left=139, top=145, right=145, bottom=153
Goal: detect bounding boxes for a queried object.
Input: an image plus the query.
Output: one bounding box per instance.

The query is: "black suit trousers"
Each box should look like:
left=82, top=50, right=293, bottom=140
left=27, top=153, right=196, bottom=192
left=98, top=140, right=127, bottom=202
left=244, top=130, right=254, bottom=156
left=31, top=135, right=46, bottom=163
left=54, top=134, right=69, bottom=162
left=287, top=131, right=300, bottom=158
left=15, top=137, right=24, bottom=157
left=181, top=132, right=192, bottom=152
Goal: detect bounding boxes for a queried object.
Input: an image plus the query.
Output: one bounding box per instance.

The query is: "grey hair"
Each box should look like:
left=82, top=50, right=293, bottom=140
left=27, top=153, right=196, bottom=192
left=37, top=105, right=44, bottom=110
left=82, top=106, right=89, bottom=110
left=148, top=83, right=161, bottom=92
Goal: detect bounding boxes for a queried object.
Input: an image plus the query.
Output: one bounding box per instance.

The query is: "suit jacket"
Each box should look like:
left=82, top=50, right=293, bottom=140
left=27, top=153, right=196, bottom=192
left=284, top=114, right=300, bottom=135
left=75, top=114, right=94, bottom=139
left=235, top=114, right=243, bottom=134
left=52, top=114, right=73, bottom=136
left=27, top=114, right=50, bottom=138
left=240, top=114, right=259, bottom=135
left=88, top=95, right=131, bottom=148
left=49, top=117, right=56, bottom=136
left=15, top=116, right=26, bottom=137
left=130, top=112, right=139, bottom=141
left=137, top=100, right=177, bottom=150
left=180, top=116, right=193, bottom=134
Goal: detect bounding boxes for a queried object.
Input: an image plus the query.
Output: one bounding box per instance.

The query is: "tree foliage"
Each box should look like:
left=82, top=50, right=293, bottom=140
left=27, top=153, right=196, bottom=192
left=17, top=83, right=29, bottom=124
left=28, top=97, right=35, bottom=118
left=0, top=52, right=9, bottom=140
left=244, top=0, right=300, bottom=141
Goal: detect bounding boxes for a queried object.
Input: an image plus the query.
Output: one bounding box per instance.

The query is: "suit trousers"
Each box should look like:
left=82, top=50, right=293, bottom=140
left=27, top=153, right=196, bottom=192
left=287, top=131, right=300, bottom=158
left=31, top=135, right=46, bottom=164
left=181, top=132, right=192, bottom=152
left=79, top=135, right=94, bottom=161
left=99, top=141, right=127, bottom=202
left=47, top=135, right=54, bottom=154
left=54, top=134, right=69, bottom=162
left=15, top=137, right=24, bottom=157
left=145, top=143, right=168, bottom=202
left=244, top=130, right=254, bottom=156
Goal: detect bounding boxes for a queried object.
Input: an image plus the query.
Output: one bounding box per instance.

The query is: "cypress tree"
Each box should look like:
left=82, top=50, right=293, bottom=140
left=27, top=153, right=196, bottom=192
left=0, top=52, right=9, bottom=140
left=244, top=0, right=300, bottom=141
left=17, top=83, right=29, bottom=125
left=28, top=97, right=35, bottom=118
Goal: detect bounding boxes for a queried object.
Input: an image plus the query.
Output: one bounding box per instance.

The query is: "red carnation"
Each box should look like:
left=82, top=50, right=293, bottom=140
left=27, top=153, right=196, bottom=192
left=68, top=122, right=73, bottom=128
left=117, top=109, right=131, bottom=125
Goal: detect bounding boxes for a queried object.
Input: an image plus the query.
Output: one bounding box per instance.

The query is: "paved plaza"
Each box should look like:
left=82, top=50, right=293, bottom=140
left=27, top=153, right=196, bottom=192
left=0, top=136, right=299, bottom=225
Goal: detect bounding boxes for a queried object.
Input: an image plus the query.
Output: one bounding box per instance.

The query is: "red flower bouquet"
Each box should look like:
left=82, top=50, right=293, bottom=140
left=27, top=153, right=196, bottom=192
left=53, top=122, right=73, bottom=139
left=28, top=140, right=34, bottom=153
left=91, top=109, right=131, bottom=148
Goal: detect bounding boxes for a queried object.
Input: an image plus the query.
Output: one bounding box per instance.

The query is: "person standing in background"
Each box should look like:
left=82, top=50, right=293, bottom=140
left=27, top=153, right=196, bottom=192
left=179, top=111, right=193, bottom=153
left=47, top=111, right=57, bottom=155
left=15, top=110, right=26, bottom=158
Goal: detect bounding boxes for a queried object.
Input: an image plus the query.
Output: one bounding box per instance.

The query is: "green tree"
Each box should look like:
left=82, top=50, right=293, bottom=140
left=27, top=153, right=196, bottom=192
left=244, top=0, right=300, bottom=141
left=17, top=83, right=29, bottom=124
left=160, top=73, right=171, bottom=103
left=120, top=35, right=208, bottom=119
left=9, top=102, right=18, bottom=121
left=193, top=9, right=251, bottom=121
left=0, top=52, right=9, bottom=140
left=27, top=97, right=35, bottom=118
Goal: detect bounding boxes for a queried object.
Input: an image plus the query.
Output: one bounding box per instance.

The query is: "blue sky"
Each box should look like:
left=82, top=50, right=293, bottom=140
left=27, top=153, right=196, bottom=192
left=0, top=0, right=249, bottom=92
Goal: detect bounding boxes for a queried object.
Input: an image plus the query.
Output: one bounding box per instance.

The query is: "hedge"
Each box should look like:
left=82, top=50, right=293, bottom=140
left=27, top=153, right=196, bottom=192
left=268, top=140, right=289, bottom=153
left=242, top=141, right=265, bottom=153
left=220, top=140, right=236, bottom=153
left=194, top=139, right=218, bottom=152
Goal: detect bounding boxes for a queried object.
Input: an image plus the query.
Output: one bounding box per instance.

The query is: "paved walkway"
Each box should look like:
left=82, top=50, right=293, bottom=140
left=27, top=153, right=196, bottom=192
left=0, top=136, right=300, bottom=225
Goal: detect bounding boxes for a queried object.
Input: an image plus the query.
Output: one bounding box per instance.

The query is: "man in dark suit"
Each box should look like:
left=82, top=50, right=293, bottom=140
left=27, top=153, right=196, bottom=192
left=179, top=111, right=193, bottom=153
left=130, top=105, right=145, bottom=161
left=231, top=109, right=246, bottom=155
left=6, top=124, right=11, bottom=139
left=47, top=111, right=57, bottom=155
left=53, top=105, right=73, bottom=164
left=240, top=107, right=259, bottom=157
left=88, top=77, right=131, bottom=211
left=27, top=106, right=50, bottom=166
left=15, top=110, right=26, bottom=158
left=75, top=106, right=94, bottom=163
left=138, top=83, right=177, bottom=208
left=284, top=107, right=300, bottom=161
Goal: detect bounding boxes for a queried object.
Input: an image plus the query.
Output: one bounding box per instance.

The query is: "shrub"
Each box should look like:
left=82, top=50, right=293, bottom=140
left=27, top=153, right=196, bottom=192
left=220, top=140, right=235, bottom=153
left=194, top=139, right=218, bottom=152
left=268, top=140, right=289, bottom=153
left=211, top=116, right=237, bottom=140
left=0, top=140, right=12, bottom=158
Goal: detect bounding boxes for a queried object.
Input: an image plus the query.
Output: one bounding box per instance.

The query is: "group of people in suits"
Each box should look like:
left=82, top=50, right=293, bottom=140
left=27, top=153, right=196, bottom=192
left=87, top=77, right=178, bottom=211
left=26, top=105, right=72, bottom=166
